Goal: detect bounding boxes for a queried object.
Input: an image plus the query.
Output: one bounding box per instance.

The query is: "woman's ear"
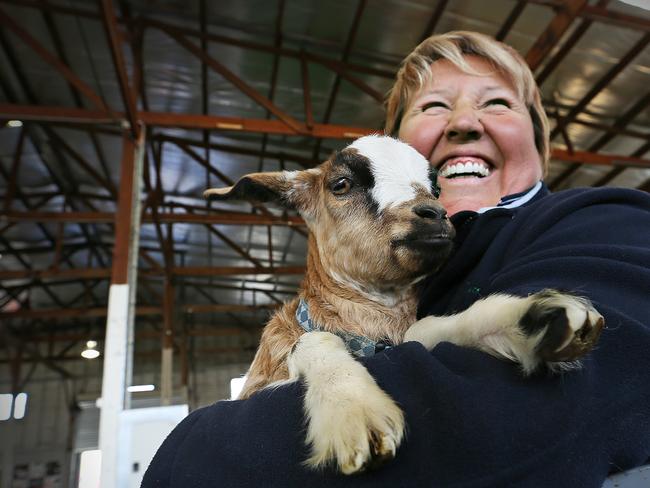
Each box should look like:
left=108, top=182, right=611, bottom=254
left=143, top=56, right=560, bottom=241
left=204, top=169, right=321, bottom=215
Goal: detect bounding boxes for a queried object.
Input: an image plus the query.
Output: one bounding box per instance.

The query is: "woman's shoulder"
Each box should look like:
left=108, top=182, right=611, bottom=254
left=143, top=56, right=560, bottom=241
left=533, top=185, right=650, bottom=211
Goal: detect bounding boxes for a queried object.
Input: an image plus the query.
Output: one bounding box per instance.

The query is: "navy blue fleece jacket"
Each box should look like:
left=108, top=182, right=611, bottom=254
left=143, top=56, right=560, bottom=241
left=143, top=185, right=650, bottom=488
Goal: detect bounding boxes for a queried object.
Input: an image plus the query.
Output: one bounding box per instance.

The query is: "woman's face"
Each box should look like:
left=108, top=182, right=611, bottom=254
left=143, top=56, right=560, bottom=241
left=398, top=56, right=543, bottom=216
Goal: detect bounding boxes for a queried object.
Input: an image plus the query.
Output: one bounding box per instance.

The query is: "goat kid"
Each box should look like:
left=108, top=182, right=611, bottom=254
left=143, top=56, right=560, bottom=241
left=204, top=135, right=604, bottom=475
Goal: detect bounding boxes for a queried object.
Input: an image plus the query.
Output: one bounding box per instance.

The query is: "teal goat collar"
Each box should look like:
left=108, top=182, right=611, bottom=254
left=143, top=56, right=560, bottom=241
left=295, top=298, right=391, bottom=358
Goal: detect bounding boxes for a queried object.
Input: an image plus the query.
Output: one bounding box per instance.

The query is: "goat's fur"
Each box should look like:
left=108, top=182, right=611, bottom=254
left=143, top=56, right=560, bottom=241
left=205, top=135, right=604, bottom=474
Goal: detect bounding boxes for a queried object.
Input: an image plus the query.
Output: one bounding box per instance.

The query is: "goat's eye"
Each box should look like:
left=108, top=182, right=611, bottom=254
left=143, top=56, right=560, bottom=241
left=330, top=177, right=353, bottom=195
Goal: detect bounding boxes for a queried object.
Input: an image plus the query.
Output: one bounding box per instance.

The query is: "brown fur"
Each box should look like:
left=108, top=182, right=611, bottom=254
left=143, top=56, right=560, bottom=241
left=208, top=148, right=453, bottom=400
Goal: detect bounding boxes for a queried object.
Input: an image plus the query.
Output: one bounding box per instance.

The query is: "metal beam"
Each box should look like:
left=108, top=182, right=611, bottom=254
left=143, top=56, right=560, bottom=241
left=160, top=26, right=308, bottom=135
left=525, top=0, right=588, bottom=71
left=0, top=103, right=371, bottom=139
left=550, top=31, right=650, bottom=142
left=100, top=0, right=139, bottom=139
left=1, top=210, right=304, bottom=226
left=0, top=6, right=109, bottom=111
left=418, top=0, right=448, bottom=43
left=0, top=265, right=305, bottom=281
left=535, top=0, right=610, bottom=85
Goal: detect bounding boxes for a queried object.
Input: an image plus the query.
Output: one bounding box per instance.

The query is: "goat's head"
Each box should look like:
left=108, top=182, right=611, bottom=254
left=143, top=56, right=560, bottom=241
left=205, top=135, right=454, bottom=291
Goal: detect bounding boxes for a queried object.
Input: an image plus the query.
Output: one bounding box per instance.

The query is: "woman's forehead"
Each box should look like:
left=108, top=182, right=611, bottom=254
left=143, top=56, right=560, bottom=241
left=421, top=56, right=517, bottom=93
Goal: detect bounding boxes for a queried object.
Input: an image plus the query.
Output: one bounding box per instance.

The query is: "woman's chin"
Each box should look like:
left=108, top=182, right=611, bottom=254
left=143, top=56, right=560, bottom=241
left=438, top=178, right=501, bottom=215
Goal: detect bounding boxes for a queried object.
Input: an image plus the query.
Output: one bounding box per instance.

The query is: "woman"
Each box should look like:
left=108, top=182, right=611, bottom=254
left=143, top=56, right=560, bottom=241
left=143, top=31, right=650, bottom=487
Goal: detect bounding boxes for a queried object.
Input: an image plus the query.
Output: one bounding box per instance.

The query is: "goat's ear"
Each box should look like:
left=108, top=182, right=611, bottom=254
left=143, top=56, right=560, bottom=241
left=204, top=170, right=319, bottom=212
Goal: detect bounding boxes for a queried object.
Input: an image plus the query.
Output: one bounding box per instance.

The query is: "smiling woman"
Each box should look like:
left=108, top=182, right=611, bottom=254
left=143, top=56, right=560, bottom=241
left=385, top=32, right=550, bottom=216
left=142, top=31, right=650, bottom=488
left=398, top=56, right=543, bottom=216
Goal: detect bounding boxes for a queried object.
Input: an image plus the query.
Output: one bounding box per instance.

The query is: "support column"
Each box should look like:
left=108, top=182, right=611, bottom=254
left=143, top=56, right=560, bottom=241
left=161, top=277, right=174, bottom=405
left=98, top=129, right=144, bottom=487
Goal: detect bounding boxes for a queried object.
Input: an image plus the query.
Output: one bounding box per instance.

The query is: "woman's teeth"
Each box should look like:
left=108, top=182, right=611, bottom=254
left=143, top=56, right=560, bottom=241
left=440, top=160, right=490, bottom=179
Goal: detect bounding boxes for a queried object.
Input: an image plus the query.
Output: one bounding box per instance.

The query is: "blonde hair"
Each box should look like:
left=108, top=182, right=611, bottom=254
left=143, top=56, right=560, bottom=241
left=384, top=31, right=550, bottom=174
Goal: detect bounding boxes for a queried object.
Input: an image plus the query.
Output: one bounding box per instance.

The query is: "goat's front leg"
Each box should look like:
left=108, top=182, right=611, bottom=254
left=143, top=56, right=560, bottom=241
left=287, top=331, right=405, bottom=474
left=404, top=289, right=604, bottom=374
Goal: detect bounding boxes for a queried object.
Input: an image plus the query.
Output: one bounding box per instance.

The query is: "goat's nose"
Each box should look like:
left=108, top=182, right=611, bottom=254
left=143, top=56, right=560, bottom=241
left=413, top=204, right=447, bottom=220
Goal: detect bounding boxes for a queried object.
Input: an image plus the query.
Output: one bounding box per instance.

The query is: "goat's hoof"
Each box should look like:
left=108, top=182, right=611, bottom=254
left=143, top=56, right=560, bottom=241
left=305, top=385, right=405, bottom=475
left=340, top=429, right=400, bottom=474
left=521, top=289, right=605, bottom=363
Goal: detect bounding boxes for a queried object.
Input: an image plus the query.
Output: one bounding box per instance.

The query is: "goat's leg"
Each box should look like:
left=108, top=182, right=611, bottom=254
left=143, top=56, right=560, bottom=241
left=287, top=331, right=405, bottom=474
left=238, top=317, right=302, bottom=400
left=404, top=289, right=604, bottom=374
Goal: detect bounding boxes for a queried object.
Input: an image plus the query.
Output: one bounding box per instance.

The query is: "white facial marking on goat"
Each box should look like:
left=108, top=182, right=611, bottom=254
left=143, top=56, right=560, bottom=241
left=349, top=135, right=432, bottom=212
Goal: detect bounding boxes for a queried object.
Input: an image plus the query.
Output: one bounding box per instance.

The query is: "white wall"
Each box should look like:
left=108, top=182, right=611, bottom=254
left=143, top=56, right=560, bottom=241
left=0, top=348, right=253, bottom=488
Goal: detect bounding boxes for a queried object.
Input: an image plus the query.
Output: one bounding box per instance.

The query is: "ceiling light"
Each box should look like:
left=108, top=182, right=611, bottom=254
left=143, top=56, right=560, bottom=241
left=127, top=384, right=155, bottom=393
left=6, top=120, right=23, bottom=128
left=81, top=340, right=100, bottom=359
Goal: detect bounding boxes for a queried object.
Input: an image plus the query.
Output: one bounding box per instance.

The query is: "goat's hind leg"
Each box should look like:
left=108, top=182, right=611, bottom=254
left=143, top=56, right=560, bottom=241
left=404, top=290, right=604, bottom=374
left=288, top=331, right=405, bottom=474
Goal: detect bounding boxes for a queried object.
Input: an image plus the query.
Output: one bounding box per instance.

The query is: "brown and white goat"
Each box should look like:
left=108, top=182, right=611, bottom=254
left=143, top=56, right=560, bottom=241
left=205, top=135, right=604, bottom=474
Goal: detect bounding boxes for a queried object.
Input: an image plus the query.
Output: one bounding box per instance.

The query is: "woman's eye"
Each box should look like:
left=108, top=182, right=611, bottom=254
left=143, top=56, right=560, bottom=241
left=421, top=101, right=449, bottom=112
left=485, top=98, right=510, bottom=108
left=330, top=177, right=353, bottom=195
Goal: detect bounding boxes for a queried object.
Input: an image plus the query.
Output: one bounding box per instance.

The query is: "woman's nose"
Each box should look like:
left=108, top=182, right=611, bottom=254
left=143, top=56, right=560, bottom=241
left=444, top=106, right=483, bottom=142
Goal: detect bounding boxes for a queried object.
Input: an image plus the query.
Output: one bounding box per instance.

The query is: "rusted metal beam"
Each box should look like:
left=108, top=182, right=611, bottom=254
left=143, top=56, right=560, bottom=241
left=170, top=141, right=309, bottom=237
left=160, top=27, right=307, bottom=135
left=111, top=133, right=143, bottom=283
left=143, top=108, right=364, bottom=139
left=208, top=224, right=265, bottom=268
left=317, top=58, right=384, bottom=103
left=551, top=148, right=650, bottom=169
left=0, top=306, right=162, bottom=320
left=418, top=0, right=448, bottom=42
left=0, top=103, right=115, bottom=124
left=495, top=0, right=527, bottom=41
left=47, top=129, right=117, bottom=197
left=549, top=89, right=650, bottom=188
left=41, top=8, right=115, bottom=185
left=593, top=140, right=650, bottom=187
left=525, top=0, right=587, bottom=71
left=536, top=0, right=610, bottom=85
left=100, top=0, right=139, bottom=139
left=0, top=6, right=109, bottom=111
left=580, top=3, right=650, bottom=32
left=2, top=126, right=25, bottom=212
left=526, top=0, right=650, bottom=32
left=321, top=0, right=366, bottom=126
left=0, top=346, right=255, bottom=364
left=312, top=0, right=367, bottom=161
left=1, top=210, right=305, bottom=226
left=155, top=134, right=317, bottom=168
left=0, top=103, right=372, bottom=138
left=0, top=265, right=305, bottom=280
left=139, top=18, right=395, bottom=79
left=21, top=327, right=262, bottom=344
left=171, top=265, right=305, bottom=277
left=550, top=31, right=650, bottom=141
left=301, top=54, right=315, bottom=129
left=546, top=114, right=650, bottom=142
left=184, top=303, right=279, bottom=314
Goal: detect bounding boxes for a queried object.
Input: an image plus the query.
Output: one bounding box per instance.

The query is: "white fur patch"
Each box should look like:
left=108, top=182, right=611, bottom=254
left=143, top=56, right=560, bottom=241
left=349, top=135, right=432, bottom=212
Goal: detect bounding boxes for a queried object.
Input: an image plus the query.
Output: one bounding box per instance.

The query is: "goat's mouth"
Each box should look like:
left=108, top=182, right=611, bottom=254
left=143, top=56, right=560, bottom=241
left=392, top=231, right=454, bottom=249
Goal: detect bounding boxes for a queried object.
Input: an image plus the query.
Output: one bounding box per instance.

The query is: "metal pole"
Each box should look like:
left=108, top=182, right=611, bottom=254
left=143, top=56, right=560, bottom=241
left=98, top=129, right=144, bottom=487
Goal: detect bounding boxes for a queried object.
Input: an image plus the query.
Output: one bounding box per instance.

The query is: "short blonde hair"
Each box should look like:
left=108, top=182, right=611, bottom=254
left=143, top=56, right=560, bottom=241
left=385, top=31, right=550, bottom=174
